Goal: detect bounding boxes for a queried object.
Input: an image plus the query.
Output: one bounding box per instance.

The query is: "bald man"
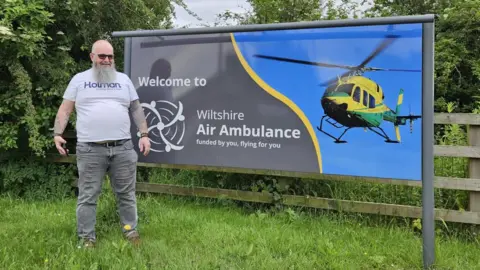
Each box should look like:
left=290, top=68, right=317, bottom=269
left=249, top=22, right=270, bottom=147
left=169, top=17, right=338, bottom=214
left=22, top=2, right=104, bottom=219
left=53, top=39, right=150, bottom=248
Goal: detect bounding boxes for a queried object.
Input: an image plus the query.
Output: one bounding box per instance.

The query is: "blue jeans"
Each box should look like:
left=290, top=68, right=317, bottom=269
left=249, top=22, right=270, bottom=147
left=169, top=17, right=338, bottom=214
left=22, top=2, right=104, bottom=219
left=75, top=139, right=138, bottom=241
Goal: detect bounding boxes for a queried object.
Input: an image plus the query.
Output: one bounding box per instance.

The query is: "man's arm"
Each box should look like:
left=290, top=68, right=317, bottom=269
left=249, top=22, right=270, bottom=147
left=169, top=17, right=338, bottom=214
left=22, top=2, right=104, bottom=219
left=54, top=99, right=75, bottom=136
left=130, top=99, right=148, bottom=134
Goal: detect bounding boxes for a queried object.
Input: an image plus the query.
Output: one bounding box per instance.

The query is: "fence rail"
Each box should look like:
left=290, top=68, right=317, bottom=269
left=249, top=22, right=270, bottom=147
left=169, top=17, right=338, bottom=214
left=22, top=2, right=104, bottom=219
left=50, top=113, right=480, bottom=224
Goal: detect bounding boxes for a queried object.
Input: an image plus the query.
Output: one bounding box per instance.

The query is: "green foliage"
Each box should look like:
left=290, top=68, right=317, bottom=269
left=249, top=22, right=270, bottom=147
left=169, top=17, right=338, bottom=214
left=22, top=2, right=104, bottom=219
left=0, top=1, right=55, bottom=154
left=0, top=157, right=77, bottom=200
left=0, top=0, right=180, bottom=157
left=434, top=0, right=480, bottom=113
left=215, top=0, right=363, bottom=25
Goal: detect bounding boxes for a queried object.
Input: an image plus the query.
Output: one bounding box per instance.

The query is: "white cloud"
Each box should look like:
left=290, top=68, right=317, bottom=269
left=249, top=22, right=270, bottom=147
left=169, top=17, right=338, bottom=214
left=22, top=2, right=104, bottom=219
left=172, top=0, right=374, bottom=27
left=172, top=0, right=252, bottom=27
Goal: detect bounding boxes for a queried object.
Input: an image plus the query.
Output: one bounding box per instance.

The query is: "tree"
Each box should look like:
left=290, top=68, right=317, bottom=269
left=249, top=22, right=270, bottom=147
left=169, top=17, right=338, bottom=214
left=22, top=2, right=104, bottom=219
left=0, top=0, right=187, bottom=156
left=214, top=0, right=363, bottom=26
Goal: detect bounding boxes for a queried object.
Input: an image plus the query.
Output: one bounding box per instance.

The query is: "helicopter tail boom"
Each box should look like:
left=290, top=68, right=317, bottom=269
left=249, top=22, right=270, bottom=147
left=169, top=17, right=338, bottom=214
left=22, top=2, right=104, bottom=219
left=382, top=89, right=405, bottom=124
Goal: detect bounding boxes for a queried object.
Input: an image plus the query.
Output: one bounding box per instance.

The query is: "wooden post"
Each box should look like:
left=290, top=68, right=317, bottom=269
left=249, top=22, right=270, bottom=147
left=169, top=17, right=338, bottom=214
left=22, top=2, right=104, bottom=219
left=469, top=123, right=480, bottom=211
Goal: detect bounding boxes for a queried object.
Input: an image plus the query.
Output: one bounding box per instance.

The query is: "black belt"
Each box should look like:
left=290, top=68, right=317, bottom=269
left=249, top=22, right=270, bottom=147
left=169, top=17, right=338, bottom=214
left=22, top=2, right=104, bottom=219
left=92, top=139, right=130, bottom=147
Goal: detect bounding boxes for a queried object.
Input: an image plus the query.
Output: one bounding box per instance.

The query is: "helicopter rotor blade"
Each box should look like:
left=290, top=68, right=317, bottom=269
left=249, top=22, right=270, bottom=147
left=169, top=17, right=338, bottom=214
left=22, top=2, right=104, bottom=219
left=318, top=70, right=353, bottom=87
left=357, top=34, right=400, bottom=69
left=252, top=54, right=358, bottom=70
left=364, top=67, right=421, bottom=72
left=317, top=26, right=406, bottom=85
left=253, top=25, right=418, bottom=87
left=357, top=24, right=399, bottom=68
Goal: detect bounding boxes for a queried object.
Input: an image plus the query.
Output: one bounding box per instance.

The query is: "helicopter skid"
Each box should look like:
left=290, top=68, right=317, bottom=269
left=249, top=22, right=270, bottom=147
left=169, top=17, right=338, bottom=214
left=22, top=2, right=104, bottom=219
left=317, top=115, right=352, bottom=143
left=318, top=115, right=400, bottom=144
left=316, top=125, right=349, bottom=143
left=325, top=117, right=345, bottom=128
left=367, top=126, right=399, bottom=143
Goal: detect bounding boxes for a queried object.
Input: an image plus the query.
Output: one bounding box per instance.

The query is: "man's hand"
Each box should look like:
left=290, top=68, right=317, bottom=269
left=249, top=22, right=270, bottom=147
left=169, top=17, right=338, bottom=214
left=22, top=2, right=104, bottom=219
left=54, top=135, right=68, bottom=156
left=53, top=99, right=74, bottom=156
left=130, top=99, right=150, bottom=156
left=138, top=136, right=151, bottom=156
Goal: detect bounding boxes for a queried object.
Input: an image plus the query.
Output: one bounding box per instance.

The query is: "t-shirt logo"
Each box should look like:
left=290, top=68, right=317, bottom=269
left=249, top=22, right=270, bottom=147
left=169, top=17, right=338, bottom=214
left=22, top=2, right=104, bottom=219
left=84, top=81, right=122, bottom=90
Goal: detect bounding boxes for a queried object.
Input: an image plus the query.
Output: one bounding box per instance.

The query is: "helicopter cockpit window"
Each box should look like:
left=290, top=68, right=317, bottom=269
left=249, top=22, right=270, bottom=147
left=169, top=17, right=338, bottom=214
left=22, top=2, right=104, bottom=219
left=334, top=84, right=354, bottom=96
left=353, top=87, right=360, bottom=102
left=325, top=84, right=337, bottom=93
left=369, top=94, right=375, bottom=108
left=363, top=90, right=368, bottom=107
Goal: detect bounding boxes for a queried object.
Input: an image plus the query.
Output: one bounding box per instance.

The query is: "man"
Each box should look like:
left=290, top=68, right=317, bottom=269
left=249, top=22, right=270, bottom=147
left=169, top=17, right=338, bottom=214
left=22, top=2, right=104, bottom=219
left=53, top=39, right=151, bottom=248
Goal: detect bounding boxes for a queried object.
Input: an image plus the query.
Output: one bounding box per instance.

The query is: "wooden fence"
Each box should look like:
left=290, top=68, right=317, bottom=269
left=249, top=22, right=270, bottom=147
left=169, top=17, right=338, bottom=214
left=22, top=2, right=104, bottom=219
left=50, top=113, right=480, bottom=224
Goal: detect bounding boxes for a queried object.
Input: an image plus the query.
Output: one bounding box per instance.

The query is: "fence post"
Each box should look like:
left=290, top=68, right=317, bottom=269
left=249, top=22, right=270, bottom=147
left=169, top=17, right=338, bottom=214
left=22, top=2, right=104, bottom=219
left=469, top=123, right=480, bottom=211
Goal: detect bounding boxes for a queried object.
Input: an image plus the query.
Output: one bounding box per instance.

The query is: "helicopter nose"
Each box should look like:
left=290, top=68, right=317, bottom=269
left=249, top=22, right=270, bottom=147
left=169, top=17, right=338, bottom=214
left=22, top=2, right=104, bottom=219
left=338, top=103, right=348, bottom=110
left=321, top=97, right=348, bottom=112
left=321, top=97, right=332, bottom=108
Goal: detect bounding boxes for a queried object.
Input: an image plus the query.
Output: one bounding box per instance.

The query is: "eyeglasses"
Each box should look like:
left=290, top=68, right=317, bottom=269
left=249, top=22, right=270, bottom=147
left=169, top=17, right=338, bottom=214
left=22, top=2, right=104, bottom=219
left=95, top=54, right=114, bottom=60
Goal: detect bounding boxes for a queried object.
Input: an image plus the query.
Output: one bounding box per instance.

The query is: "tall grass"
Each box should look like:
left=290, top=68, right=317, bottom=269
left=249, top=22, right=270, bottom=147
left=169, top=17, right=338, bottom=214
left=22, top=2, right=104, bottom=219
left=1, top=192, right=480, bottom=270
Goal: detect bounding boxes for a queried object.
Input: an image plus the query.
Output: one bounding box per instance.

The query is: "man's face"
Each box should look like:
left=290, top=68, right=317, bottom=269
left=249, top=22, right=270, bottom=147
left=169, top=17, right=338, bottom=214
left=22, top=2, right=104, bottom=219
left=90, top=44, right=114, bottom=68
left=90, top=41, right=116, bottom=82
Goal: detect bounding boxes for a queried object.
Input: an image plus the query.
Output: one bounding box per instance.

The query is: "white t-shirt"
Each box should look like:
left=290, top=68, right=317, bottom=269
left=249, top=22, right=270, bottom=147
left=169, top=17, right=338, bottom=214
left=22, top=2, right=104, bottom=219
left=63, top=68, right=139, bottom=142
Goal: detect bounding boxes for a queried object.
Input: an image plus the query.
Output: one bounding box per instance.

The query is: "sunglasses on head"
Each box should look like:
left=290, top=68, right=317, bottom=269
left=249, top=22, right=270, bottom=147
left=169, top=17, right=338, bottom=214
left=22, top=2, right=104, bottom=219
left=96, top=54, right=114, bottom=60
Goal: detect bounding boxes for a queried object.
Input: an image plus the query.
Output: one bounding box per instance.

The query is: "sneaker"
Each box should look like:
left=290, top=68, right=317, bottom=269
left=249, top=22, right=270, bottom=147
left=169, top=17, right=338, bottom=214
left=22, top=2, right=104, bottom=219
left=77, top=238, right=95, bottom=249
left=125, top=230, right=141, bottom=246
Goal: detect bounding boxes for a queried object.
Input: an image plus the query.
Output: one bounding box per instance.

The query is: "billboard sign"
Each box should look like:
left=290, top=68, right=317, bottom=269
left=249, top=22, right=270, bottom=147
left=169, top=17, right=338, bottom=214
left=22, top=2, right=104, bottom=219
left=121, top=20, right=428, bottom=182
left=113, top=14, right=436, bottom=268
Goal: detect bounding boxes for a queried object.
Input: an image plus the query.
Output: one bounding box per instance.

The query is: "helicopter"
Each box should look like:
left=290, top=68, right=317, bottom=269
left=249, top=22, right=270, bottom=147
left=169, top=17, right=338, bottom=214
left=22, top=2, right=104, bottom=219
left=252, top=30, right=422, bottom=144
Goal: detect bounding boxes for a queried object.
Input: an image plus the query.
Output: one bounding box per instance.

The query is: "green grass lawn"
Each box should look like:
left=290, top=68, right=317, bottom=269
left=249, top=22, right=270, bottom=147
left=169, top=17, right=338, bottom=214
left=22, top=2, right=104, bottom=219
left=0, top=190, right=479, bottom=270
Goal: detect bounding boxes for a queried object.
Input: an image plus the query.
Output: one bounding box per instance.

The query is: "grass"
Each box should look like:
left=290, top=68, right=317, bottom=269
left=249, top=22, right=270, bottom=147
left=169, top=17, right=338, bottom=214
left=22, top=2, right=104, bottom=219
left=1, top=187, right=480, bottom=270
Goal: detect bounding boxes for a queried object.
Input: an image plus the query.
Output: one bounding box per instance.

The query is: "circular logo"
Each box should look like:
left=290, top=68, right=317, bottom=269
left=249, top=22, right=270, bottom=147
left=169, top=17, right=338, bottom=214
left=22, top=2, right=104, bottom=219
left=137, top=100, right=185, bottom=153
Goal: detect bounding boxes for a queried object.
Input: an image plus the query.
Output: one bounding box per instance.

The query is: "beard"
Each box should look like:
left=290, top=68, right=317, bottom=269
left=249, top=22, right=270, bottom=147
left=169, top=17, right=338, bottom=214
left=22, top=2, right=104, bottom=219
left=92, top=62, right=117, bottom=83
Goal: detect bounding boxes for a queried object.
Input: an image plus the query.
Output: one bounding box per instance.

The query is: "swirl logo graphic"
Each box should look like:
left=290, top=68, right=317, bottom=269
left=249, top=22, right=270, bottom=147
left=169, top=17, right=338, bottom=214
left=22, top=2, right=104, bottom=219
left=137, top=100, right=185, bottom=153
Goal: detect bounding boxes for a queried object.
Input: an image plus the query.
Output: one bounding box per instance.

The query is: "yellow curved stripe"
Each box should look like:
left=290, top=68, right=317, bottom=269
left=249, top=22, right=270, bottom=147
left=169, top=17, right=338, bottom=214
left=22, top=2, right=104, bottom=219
left=229, top=33, right=322, bottom=173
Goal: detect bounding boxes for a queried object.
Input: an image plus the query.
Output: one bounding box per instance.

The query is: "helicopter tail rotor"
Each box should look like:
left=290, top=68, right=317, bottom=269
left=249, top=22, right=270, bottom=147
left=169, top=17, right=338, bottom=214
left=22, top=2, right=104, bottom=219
left=394, top=88, right=403, bottom=142
left=395, top=88, right=404, bottom=115
left=395, top=125, right=401, bottom=142
left=393, top=88, right=423, bottom=142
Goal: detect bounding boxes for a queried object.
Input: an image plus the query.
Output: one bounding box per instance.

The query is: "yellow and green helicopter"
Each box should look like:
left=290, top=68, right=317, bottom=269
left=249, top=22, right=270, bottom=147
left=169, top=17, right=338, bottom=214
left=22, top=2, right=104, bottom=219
left=253, top=32, right=422, bottom=144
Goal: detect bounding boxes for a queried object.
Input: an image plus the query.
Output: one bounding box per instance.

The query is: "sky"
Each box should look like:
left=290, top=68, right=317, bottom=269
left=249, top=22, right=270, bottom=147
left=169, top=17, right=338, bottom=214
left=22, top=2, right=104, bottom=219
left=232, top=23, right=424, bottom=181
left=172, top=0, right=252, bottom=27
left=171, top=0, right=373, bottom=27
